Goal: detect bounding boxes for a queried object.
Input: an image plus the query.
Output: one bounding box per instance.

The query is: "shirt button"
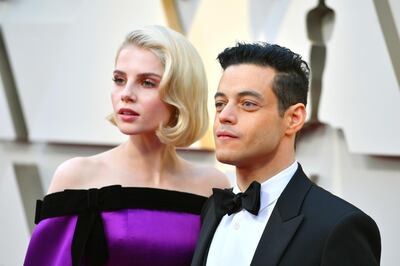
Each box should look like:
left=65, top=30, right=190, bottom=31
left=234, top=222, right=240, bottom=230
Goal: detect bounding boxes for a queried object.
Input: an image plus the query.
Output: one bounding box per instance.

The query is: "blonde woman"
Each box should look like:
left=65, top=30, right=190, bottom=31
left=24, top=25, right=229, bottom=266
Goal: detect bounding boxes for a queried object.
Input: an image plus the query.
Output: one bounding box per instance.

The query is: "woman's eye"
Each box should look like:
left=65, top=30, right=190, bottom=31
left=112, top=76, right=125, bottom=85
left=142, top=80, right=157, bottom=88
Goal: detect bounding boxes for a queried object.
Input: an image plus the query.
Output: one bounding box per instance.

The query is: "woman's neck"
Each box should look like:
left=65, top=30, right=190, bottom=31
left=117, top=134, right=180, bottom=185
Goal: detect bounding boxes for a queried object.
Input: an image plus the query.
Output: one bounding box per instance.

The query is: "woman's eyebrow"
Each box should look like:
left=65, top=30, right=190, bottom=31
left=137, top=73, right=162, bottom=79
left=113, top=69, right=125, bottom=75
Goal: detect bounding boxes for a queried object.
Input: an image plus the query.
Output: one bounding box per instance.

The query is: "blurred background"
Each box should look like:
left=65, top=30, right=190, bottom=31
left=0, top=0, right=399, bottom=265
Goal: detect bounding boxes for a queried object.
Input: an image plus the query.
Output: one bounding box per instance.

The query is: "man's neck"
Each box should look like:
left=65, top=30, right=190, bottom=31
left=235, top=156, right=295, bottom=192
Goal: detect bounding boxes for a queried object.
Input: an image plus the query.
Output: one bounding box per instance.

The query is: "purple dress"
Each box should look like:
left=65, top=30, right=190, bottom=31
left=24, top=185, right=206, bottom=266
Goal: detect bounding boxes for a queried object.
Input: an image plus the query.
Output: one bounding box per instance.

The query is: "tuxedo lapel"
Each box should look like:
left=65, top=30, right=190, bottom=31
left=191, top=198, right=222, bottom=266
left=251, top=164, right=313, bottom=266
left=250, top=209, right=304, bottom=266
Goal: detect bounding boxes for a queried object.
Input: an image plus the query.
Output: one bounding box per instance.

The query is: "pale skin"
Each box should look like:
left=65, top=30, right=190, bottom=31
left=213, top=64, right=306, bottom=191
left=48, top=45, right=229, bottom=196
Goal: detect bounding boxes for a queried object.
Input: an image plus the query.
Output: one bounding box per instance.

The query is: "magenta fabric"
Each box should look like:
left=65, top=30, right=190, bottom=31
left=24, top=209, right=201, bottom=266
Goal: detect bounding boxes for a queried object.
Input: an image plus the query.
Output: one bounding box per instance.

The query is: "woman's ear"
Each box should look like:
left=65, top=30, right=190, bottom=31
left=284, top=103, right=307, bottom=136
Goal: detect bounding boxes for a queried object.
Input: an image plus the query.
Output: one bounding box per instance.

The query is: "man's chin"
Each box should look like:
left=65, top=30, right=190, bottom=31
left=215, top=152, right=239, bottom=166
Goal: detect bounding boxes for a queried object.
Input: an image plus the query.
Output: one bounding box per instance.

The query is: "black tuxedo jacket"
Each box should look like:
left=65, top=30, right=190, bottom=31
left=191, top=164, right=381, bottom=266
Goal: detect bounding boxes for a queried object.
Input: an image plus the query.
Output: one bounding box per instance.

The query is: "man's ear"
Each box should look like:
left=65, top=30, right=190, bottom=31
left=284, top=103, right=306, bottom=135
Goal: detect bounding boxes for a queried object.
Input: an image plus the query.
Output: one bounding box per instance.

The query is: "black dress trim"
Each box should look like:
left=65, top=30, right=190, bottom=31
left=35, top=185, right=207, bottom=223
left=34, top=185, right=207, bottom=266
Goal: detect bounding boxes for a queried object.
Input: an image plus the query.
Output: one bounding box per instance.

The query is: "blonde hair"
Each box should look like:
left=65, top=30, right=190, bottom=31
left=109, top=25, right=208, bottom=147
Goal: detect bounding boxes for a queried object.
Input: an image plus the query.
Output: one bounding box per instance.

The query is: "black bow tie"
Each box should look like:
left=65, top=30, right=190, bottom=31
left=213, top=181, right=261, bottom=219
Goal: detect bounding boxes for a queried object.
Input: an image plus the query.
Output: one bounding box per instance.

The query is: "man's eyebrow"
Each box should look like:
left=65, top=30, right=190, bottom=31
left=214, top=90, right=264, bottom=100
left=237, top=90, right=264, bottom=100
left=214, top=92, right=226, bottom=99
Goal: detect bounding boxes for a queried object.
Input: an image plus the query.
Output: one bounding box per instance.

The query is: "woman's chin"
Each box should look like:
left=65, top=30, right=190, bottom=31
left=117, top=125, right=139, bottom=136
left=117, top=126, right=158, bottom=137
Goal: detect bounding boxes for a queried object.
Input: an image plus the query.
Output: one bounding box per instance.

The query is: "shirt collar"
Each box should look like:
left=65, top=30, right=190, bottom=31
left=233, top=161, right=298, bottom=212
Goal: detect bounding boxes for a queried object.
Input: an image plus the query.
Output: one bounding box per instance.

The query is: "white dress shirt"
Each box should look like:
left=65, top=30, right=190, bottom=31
left=206, top=161, right=298, bottom=266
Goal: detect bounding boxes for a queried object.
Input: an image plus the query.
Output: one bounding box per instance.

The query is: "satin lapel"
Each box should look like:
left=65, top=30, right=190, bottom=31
left=191, top=199, right=222, bottom=266
left=251, top=164, right=313, bottom=266
left=251, top=209, right=304, bottom=266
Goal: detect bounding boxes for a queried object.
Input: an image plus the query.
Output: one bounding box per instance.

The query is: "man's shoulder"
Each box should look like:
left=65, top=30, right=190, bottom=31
left=303, top=182, right=373, bottom=225
left=289, top=164, right=369, bottom=219
left=301, top=183, right=381, bottom=264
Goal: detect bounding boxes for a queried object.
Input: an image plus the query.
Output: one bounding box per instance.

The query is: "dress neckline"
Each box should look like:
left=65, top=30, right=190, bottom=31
left=47, top=184, right=208, bottom=200
left=36, top=185, right=207, bottom=224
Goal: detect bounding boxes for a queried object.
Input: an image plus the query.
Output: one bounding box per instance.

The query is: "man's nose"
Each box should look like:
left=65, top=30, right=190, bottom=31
left=218, top=103, right=237, bottom=125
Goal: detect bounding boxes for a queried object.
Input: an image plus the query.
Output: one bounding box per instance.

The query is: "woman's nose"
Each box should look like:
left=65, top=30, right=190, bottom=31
left=120, top=85, right=137, bottom=103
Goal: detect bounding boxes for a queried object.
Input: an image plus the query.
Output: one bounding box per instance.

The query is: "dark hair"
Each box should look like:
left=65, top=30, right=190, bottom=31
left=217, top=42, right=310, bottom=116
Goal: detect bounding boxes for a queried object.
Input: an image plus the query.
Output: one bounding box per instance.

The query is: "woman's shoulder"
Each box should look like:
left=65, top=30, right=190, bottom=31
left=195, top=166, right=231, bottom=188
left=47, top=152, right=110, bottom=194
left=181, top=161, right=231, bottom=197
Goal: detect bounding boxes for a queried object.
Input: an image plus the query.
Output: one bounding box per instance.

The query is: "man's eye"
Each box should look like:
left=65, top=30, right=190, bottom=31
left=215, top=101, right=226, bottom=112
left=241, top=101, right=258, bottom=110
left=243, top=101, right=255, bottom=106
left=142, top=80, right=157, bottom=88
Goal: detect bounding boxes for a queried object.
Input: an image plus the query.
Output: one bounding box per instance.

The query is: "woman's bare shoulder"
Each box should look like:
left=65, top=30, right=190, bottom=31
left=183, top=162, right=231, bottom=197
left=47, top=152, right=109, bottom=194
left=197, top=166, right=231, bottom=188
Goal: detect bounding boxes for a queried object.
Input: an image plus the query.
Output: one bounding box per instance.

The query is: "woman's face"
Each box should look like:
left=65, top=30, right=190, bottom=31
left=111, top=45, right=171, bottom=136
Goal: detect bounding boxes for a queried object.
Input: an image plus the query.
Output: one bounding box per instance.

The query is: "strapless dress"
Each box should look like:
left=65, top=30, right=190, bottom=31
left=24, top=185, right=206, bottom=266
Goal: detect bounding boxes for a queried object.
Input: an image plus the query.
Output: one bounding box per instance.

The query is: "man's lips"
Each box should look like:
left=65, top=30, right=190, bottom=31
left=215, top=130, right=239, bottom=139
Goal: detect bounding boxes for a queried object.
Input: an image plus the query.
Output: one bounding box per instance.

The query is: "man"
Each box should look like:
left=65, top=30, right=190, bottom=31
left=191, top=43, right=381, bottom=266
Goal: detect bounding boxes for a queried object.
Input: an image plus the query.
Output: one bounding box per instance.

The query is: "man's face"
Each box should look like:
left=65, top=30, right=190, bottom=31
left=213, top=64, right=286, bottom=167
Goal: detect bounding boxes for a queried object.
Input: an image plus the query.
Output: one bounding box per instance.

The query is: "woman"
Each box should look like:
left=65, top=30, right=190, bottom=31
left=24, top=25, right=229, bottom=266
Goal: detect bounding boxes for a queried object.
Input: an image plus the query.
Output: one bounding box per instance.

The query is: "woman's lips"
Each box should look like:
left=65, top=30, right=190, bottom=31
left=118, top=108, right=139, bottom=122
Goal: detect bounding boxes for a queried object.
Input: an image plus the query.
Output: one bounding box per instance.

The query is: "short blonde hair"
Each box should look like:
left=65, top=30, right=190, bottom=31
left=110, top=25, right=209, bottom=147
